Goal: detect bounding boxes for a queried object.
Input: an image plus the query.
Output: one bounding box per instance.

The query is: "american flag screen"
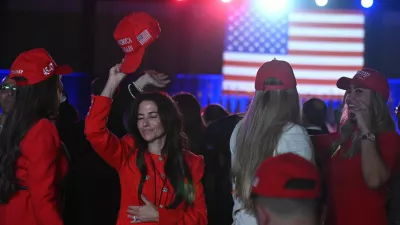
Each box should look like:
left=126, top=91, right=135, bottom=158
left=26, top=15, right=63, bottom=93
left=222, top=7, right=365, bottom=98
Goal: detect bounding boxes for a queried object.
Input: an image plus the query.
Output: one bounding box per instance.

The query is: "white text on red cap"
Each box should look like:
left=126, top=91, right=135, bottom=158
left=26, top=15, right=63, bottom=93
left=43, top=63, right=54, bottom=76
left=355, top=70, right=371, bottom=80
left=11, top=70, right=23, bottom=75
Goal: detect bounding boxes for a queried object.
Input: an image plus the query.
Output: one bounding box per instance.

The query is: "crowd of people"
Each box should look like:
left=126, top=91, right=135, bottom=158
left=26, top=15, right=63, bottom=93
left=0, top=11, right=400, bottom=225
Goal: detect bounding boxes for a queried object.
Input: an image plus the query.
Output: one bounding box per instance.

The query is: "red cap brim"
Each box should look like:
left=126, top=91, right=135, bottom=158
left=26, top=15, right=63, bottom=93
left=337, top=77, right=369, bottom=91
left=55, top=65, right=73, bottom=75
left=336, top=77, right=352, bottom=90
left=121, top=48, right=145, bottom=74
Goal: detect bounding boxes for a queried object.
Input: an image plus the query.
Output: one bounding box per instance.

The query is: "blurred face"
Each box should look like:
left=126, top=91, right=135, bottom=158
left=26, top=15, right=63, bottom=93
left=345, top=84, right=372, bottom=120
left=137, top=100, right=165, bottom=142
left=0, top=77, right=17, bottom=114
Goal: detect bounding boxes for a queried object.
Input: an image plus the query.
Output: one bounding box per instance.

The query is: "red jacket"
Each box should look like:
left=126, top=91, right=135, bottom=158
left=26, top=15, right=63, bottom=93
left=0, top=119, right=68, bottom=225
left=85, top=95, right=208, bottom=225
left=312, top=131, right=400, bottom=225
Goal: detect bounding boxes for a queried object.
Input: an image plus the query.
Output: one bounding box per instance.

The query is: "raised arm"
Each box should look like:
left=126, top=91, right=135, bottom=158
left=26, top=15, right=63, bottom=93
left=158, top=155, right=208, bottom=225
left=84, top=64, right=130, bottom=169
left=24, top=119, right=64, bottom=225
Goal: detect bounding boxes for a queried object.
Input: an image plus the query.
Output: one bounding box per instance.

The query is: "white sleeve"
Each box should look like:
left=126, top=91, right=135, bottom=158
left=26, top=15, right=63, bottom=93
left=275, top=124, right=314, bottom=162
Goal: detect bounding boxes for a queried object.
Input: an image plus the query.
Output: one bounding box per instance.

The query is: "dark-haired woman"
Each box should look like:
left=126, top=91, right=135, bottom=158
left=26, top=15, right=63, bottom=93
left=0, top=48, right=71, bottom=225
left=85, top=63, right=207, bottom=225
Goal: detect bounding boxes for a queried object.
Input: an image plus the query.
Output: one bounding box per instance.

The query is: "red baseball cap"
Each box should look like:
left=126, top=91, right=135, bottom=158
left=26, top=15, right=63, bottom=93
left=336, top=68, right=390, bottom=101
left=252, top=153, right=321, bottom=199
left=114, top=12, right=161, bottom=74
left=255, top=59, right=297, bottom=91
left=9, top=48, right=72, bottom=86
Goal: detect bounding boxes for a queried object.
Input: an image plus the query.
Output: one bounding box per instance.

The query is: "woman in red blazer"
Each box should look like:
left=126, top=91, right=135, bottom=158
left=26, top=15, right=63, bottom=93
left=85, top=64, right=207, bottom=225
left=0, top=48, right=71, bottom=225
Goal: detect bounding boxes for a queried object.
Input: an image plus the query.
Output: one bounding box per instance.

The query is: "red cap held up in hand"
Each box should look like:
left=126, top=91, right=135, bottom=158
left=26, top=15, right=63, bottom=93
left=114, top=12, right=161, bottom=74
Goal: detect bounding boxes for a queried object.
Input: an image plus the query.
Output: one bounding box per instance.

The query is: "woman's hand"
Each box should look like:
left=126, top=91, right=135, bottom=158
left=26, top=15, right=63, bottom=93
left=348, top=98, right=372, bottom=134
left=101, top=63, right=126, bottom=98
left=135, top=70, right=171, bottom=90
left=127, top=195, right=159, bottom=223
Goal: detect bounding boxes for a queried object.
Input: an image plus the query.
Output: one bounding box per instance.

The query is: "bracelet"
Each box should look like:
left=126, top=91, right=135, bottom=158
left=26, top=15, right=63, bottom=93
left=361, top=133, right=376, bottom=142
left=128, top=81, right=143, bottom=99
left=132, top=81, right=143, bottom=92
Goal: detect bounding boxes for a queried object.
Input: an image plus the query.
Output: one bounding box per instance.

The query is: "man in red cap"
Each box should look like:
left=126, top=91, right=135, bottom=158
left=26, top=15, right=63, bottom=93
left=114, top=12, right=161, bottom=74
left=251, top=153, right=321, bottom=225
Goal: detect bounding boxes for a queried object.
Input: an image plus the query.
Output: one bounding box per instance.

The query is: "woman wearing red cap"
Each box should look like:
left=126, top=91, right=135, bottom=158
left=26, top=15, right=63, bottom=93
left=312, top=68, right=400, bottom=225
left=0, top=48, right=72, bottom=225
left=84, top=63, right=207, bottom=225
left=230, top=59, right=314, bottom=225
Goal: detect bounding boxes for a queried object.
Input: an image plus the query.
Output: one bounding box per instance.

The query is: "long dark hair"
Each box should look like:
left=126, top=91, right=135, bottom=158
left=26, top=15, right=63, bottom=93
left=0, top=75, right=61, bottom=203
left=124, top=92, right=195, bottom=208
left=172, top=93, right=205, bottom=155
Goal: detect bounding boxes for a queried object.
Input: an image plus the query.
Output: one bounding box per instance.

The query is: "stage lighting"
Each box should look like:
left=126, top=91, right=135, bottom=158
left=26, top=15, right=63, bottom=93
left=315, top=0, right=328, bottom=7
left=256, top=0, right=289, bottom=15
left=221, top=0, right=231, bottom=2
left=361, top=0, right=373, bottom=8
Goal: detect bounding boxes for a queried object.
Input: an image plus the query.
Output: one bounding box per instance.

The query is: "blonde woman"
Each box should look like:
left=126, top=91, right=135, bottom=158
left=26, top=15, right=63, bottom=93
left=230, top=59, right=314, bottom=225
left=312, top=69, right=400, bottom=225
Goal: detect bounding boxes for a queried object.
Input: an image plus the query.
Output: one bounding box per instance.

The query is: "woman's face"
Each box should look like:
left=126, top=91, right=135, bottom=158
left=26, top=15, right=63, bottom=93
left=345, top=84, right=372, bottom=118
left=0, top=78, right=17, bottom=114
left=137, top=100, right=165, bottom=142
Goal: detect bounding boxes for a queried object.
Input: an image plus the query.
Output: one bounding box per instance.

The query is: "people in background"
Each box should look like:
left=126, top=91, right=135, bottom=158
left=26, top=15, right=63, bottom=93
left=0, top=76, right=16, bottom=129
left=0, top=48, right=72, bottom=225
left=84, top=63, right=207, bottom=225
left=312, top=68, right=400, bottom=225
left=173, top=92, right=206, bottom=155
left=251, top=153, right=321, bottom=225
left=202, top=104, right=229, bottom=126
left=230, top=59, right=314, bottom=225
left=302, top=98, right=329, bottom=135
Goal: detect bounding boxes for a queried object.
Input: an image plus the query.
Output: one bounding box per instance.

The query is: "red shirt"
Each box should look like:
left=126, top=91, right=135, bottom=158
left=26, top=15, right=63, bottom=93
left=0, top=119, right=68, bottom=225
left=85, top=95, right=208, bottom=225
left=312, top=131, right=400, bottom=225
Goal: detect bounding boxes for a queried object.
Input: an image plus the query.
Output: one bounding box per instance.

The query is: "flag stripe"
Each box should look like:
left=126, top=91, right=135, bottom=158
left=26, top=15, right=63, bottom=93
left=289, top=36, right=363, bottom=43
left=223, top=80, right=346, bottom=95
left=224, top=63, right=361, bottom=71
left=288, top=41, right=363, bottom=52
left=222, top=90, right=345, bottom=100
left=223, top=67, right=356, bottom=80
left=223, top=52, right=363, bottom=66
left=223, top=75, right=338, bottom=85
left=223, top=9, right=365, bottom=97
left=288, top=50, right=363, bottom=57
left=289, top=22, right=364, bottom=29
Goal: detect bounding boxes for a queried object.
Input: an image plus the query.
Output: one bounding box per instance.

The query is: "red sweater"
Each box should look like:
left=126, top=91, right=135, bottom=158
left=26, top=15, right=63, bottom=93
left=312, top=131, right=400, bottom=225
left=0, top=119, right=68, bottom=225
left=85, top=95, right=208, bottom=225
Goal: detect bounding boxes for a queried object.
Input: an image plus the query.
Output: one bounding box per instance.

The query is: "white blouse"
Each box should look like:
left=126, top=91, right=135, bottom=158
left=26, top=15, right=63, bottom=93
left=229, top=120, right=314, bottom=225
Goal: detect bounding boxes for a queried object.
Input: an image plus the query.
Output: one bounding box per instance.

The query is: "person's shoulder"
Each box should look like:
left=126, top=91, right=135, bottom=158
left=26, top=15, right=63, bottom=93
left=183, top=150, right=205, bottom=180
left=29, top=119, right=57, bottom=135
left=282, top=123, right=308, bottom=135
left=183, top=150, right=204, bottom=164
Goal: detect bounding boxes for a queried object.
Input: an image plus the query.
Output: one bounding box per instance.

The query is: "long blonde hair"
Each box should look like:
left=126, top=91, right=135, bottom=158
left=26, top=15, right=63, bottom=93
left=332, top=91, right=396, bottom=157
left=232, top=77, right=301, bottom=212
